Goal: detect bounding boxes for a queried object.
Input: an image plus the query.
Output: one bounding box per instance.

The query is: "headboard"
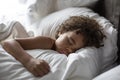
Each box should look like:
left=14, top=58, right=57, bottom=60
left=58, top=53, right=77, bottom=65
left=93, top=0, right=120, bottom=64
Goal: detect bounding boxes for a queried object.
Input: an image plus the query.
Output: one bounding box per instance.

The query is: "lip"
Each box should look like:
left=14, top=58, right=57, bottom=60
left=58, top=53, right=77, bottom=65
left=58, top=49, right=68, bottom=54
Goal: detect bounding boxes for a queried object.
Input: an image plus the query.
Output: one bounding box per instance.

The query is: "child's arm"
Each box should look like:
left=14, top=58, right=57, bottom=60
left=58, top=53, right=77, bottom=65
left=1, top=36, right=54, bottom=77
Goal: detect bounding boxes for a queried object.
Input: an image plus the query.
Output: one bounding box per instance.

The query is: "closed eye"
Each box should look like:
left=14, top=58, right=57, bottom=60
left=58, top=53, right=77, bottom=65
left=68, top=37, right=74, bottom=45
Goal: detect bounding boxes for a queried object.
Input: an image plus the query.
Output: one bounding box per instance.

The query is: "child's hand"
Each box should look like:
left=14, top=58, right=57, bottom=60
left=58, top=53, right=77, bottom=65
left=24, top=58, right=50, bottom=77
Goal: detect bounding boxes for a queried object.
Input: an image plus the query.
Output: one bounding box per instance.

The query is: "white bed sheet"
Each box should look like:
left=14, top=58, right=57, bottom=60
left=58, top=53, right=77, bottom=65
left=0, top=45, right=100, bottom=80
left=93, top=65, right=120, bottom=80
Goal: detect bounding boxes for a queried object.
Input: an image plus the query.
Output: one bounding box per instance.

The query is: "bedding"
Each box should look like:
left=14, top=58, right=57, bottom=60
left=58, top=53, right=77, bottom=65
left=0, top=45, right=67, bottom=80
left=55, top=0, right=98, bottom=10
left=0, top=7, right=118, bottom=80
left=26, top=0, right=98, bottom=25
left=34, top=7, right=117, bottom=71
left=93, top=65, right=120, bottom=80
left=62, top=47, right=100, bottom=80
left=0, top=21, right=17, bottom=41
left=0, top=21, right=29, bottom=42
left=0, top=45, right=99, bottom=80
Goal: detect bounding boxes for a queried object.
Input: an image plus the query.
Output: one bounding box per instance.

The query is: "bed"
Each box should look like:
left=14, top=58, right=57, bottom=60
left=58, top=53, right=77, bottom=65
left=0, top=0, right=119, bottom=80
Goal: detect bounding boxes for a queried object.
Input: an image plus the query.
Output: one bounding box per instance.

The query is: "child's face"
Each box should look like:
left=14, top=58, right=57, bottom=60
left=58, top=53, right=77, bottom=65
left=55, top=31, right=84, bottom=56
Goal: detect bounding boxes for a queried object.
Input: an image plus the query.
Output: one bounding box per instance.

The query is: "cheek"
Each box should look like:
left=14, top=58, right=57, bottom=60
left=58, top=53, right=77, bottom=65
left=55, top=37, right=67, bottom=48
left=55, top=39, right=64, bottom=48
left=76, top=40, right=85, bottom=49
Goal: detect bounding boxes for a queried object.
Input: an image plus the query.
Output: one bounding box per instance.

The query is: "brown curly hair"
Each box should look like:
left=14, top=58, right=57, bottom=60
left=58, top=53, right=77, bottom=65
left=55, top=16, right=106, bottom=48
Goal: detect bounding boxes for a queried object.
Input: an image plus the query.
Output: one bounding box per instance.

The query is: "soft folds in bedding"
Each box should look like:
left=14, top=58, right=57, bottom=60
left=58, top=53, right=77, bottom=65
left=62, top=47, right=100, bottom=80
left=26, top=0, right=98, bottom=24
left=34, top=7, right=117, bottom=74
left=0, top=46, right=100, bottom=80
left=0, top=7, right=118, bottom=80
left=93, top=65, right=120, bottom=80
left=0, top=46, right=67, bottom=80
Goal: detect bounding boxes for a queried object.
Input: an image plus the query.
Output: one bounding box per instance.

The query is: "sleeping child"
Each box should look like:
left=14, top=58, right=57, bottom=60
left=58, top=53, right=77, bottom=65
left=1, top=16, right=106, bottom=77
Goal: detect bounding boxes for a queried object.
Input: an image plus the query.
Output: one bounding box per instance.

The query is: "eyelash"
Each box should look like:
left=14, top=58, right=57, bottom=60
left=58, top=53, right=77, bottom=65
left=68, top=37, right=73, bottom=45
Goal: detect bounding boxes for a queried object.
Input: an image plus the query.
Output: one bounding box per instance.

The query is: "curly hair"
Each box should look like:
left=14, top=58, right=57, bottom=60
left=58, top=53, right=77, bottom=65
left=55, top=16, right=106, bottom=48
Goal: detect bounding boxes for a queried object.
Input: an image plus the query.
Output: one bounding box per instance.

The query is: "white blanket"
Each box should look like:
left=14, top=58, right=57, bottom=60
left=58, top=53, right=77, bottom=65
left=0, top=21, right=29, bottom=42
left=0, top=16, right=101, bottom=80
left=0, top=45, right=67, bottom=80
left=0, top=7, right=117, bottom=80
left=0, top=21, right=15, bottom=41
left=0, top=45, right=100, bottom=80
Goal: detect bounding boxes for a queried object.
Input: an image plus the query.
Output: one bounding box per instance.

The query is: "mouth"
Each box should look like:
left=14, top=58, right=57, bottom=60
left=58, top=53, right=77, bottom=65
left=58, top=49, right=69, bottom=55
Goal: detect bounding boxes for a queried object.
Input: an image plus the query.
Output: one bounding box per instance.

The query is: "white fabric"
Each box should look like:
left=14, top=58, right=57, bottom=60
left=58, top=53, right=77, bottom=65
left=0, top=7, right=117, bottom=80
left=62, top=47, right=100, bottom=80
left=93, top=65, right=120, bottom=80
left=0, top=45, right=67, bottom=80
left=0, top=45, right=99, bottom=80
left=0, top=21, right=29, bottom=42
left=26, top=0, right=98, bottom=25
left=0, top=21, right=16, bottom=41
left=56, top=0, right=98, bottom=10
left=35, top=7, right=93, bottom=38
left=34, top=7, right=118, bottom=71
left=26, top=0, right=55, bottom=24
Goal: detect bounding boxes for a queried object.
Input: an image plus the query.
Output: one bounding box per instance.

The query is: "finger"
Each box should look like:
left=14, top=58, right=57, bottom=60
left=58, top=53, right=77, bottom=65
left=33, top=61, right=49, bottom=76
left=39, top=60, right=50, bottom=74
left=41, top=60, right=50, bottom=71
left=29, top=68, right=41, bottom=77
left=37, top=65, right=49, bottom=75
left=33, top=60, right=50, bottom=76
left=35, top=65, right=49, bottom=76
left=34, top=68, right=44, bottom=77
left=24, top=65, right=39, bottom=77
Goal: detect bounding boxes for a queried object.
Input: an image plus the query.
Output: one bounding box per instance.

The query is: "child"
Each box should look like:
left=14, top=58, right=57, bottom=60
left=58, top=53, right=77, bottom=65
left=1, top=16, right=106, bottom=77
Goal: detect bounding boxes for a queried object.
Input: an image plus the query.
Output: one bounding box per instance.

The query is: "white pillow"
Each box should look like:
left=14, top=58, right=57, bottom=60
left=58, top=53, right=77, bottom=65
left=26, top=0, right=98, bottom=24
left=56, top=0, right=98, bottom=10
left=26, top=0, right=55, bottom=24
left=35, top=7, right=118, bottom=71
left=62, top=47, right=101, bottom=80
left=35, top=7, right=93, bottom=38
